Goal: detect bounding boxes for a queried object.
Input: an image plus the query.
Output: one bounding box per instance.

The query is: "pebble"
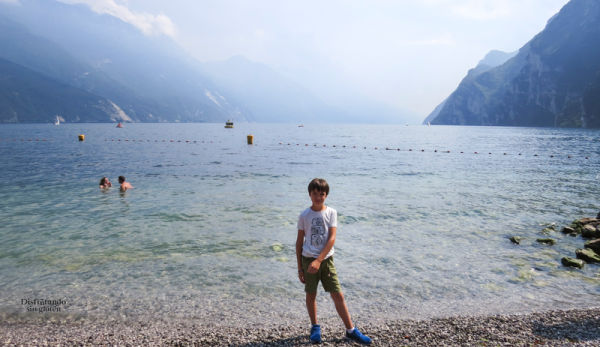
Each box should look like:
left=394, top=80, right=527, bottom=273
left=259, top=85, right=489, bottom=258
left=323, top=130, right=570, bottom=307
left=1, top=307, right=599, bottom=346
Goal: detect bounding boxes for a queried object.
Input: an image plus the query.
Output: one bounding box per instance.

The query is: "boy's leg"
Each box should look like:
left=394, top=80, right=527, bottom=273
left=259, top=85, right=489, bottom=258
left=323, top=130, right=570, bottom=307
left=320, top=257, right=353, bottom=329
left=306, top=292, right=318, bottom=325
left=330, top=291, right=353, bottom=330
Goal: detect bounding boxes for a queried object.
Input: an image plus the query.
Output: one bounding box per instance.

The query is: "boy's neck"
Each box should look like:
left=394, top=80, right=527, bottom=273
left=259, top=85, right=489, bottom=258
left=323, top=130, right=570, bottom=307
left=311, top=204, right=326, bottom=211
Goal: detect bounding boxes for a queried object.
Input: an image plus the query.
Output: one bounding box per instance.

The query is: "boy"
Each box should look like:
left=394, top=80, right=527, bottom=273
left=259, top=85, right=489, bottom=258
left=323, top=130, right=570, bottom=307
left=118, top=176, right=134, bottom=192
left=296, top=178, right=371, bottom=345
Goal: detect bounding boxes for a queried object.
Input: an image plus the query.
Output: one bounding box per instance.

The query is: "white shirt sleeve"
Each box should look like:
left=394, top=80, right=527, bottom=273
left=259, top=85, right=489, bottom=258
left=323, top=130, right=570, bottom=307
left=329, top=207, right=338, bottom=228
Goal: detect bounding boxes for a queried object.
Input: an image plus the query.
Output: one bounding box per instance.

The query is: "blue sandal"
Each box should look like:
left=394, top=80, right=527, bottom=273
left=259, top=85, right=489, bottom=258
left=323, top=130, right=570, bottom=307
left=346, top=327, right=371, bottom=345
left=310, top=324, right=322, bottom=344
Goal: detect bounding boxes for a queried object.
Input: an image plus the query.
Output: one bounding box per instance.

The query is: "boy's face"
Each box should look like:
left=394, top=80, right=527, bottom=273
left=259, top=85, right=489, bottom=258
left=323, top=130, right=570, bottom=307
left=309, top=189, right=327, bottom=210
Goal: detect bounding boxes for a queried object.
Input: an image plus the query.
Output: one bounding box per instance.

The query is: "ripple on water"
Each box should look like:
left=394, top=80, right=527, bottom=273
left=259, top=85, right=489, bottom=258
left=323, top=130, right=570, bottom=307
left=2, top=124, right=600, bottom=321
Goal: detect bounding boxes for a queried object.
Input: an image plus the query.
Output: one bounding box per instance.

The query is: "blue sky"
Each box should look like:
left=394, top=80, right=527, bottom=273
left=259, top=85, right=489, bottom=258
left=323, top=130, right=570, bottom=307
left=55, top=0, right=569, bottom=120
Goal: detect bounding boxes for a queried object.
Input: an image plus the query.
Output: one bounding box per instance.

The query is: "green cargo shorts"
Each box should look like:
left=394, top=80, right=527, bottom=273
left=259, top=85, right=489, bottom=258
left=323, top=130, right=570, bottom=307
left=301, top=256, right=341, bottom=293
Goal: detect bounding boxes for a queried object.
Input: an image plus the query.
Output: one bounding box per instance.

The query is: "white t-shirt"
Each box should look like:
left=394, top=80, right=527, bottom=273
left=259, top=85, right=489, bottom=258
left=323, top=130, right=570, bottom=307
left=297, top=206, right=337, bottom=259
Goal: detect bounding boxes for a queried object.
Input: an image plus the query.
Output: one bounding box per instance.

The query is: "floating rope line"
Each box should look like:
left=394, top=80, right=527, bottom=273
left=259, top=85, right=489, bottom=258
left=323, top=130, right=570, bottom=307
left=96, top=138, right=594, bottom=160
left=105, top=138, right=216, bottom=144
left=0, top=138, right=50, bottom=142
left=277, top=142, right=592, bottom=160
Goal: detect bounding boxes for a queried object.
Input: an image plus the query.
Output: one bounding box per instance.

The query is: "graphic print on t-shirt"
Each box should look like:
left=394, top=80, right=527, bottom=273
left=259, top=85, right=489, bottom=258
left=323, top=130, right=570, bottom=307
left=310, top=217, right=326, bottom=247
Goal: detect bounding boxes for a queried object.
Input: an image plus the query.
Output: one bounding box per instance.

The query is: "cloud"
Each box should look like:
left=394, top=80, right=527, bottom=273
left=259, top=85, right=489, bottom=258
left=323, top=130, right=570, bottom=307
left=0, top=0, right=20, bottom=4
left=58, top=0, right=176, bottom=37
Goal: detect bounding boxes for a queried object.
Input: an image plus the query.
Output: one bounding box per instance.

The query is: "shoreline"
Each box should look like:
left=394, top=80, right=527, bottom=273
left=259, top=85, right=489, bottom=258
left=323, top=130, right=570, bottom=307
left=2, top=307, right=599, bottom=346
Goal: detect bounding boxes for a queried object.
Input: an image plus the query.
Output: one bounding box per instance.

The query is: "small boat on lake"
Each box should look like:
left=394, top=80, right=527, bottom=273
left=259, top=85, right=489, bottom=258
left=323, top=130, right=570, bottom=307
left=224, top=120, right=234, bottom=128
left=116, top=122, right=123, bottom=128
left=54, top=115, right=60, bottom=126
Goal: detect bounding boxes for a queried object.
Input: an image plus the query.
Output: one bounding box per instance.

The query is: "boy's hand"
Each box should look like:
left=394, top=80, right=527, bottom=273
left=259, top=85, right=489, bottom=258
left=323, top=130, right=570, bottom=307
left=298, top=270, right=305, bottom=283
left=307, top=259, right=321, bottom=274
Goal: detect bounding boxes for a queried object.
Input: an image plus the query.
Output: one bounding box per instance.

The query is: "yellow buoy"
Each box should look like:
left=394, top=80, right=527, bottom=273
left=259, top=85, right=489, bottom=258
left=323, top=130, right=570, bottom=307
left=78, top=134, right=85, bottom=141
left=247, top=135, right=254, bottom=145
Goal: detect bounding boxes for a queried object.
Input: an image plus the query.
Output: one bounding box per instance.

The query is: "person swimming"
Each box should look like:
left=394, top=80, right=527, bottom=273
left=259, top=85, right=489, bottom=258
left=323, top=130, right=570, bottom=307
left=99, top=177, right=112, bottom=189
left=118, top=176, right=133, bottom=192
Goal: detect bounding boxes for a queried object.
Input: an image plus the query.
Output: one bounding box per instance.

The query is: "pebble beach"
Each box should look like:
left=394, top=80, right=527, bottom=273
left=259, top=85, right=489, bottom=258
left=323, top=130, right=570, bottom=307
left=2, top=307, right=599, bottom=346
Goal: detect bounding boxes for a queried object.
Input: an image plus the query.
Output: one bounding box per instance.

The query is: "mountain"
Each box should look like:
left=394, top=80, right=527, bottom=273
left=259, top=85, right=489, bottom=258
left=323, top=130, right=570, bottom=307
left=1, top=0, right=411, bottom=124
left=427, top=0, right=600, bottom=128
left=0, top=0, right=243, bottom=123
left=0, top=57, right=129, bottom=123
left=423, top=50, right=516, bottom=125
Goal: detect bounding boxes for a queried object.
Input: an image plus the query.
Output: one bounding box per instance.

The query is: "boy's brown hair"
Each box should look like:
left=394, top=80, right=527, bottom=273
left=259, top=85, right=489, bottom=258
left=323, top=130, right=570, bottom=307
left=308, top=178, right=329, bottom=195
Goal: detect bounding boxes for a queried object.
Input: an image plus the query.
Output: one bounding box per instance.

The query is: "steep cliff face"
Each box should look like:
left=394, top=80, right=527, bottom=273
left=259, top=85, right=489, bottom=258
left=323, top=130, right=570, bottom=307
left=423, top=50, right=516, bottom=125
left=429, top=0, right=600, bottom=128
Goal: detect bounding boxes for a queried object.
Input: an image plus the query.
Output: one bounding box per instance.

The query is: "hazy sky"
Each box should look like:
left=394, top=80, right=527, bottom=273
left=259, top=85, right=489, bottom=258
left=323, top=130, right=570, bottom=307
left=59, top=0, right=570, bottom=120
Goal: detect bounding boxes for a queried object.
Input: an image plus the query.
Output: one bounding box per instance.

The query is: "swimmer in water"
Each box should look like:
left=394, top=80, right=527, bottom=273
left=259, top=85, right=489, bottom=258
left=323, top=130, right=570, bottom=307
left=118, top=176, right=133, bottom=192
left=99, top=177, right=112, bottom=189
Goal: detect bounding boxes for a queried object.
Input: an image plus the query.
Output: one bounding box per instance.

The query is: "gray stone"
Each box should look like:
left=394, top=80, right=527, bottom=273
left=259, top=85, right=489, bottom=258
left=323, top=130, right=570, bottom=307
left=575, top=248, right=600, bottom=263
left=561, top=257, right=584, bottom=269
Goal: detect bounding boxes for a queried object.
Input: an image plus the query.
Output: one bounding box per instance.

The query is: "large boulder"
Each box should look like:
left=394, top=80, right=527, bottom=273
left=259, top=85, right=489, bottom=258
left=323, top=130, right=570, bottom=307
left=584, top=239, right=600, bottom=253
left=575, top=248, right=600, bottom=263
left=582, top=224, right=600, bottom=239
left=576, top=218, right=600, bottom=225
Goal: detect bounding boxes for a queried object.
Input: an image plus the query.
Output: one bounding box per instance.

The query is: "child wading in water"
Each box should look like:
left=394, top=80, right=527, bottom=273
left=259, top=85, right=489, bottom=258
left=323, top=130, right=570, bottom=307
left=296, top=178, right=371, bottom=344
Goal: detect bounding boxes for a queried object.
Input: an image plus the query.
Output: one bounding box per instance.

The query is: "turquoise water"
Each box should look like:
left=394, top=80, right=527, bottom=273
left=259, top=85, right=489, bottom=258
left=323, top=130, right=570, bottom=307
left=1, top=123, right=599, bottom=323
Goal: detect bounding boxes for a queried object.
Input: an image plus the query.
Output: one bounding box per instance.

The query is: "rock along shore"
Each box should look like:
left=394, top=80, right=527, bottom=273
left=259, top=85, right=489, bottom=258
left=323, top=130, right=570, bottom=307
left=2, top=307, right=599, bottom=346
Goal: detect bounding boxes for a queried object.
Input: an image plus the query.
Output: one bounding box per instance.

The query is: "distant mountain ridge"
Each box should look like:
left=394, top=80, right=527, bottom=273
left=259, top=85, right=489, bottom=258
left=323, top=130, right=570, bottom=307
left=0, top=0, right=245, bottom=123
left=0, top=0, right=411, bottom=124
left=426, top=0, right=600, bottom=128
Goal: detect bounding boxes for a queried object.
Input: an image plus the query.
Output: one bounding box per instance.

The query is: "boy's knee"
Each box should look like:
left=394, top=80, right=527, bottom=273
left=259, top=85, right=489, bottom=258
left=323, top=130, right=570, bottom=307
left=329, top=291, right=345, bottom=300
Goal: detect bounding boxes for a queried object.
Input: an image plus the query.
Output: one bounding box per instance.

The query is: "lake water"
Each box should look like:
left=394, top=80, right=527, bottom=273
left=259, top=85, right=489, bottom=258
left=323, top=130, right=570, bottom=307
left=1, top=123, right=599, bottom=324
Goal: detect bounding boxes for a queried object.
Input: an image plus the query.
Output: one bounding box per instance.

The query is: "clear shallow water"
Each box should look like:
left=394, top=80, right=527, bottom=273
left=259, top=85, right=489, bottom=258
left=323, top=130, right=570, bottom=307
left=1, top=123, right=599, bottom=324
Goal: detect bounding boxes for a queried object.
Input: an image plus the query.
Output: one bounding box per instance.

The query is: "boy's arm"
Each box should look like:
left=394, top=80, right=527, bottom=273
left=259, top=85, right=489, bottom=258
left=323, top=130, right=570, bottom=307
left=296, top=229, right=306, bottom=283
left=307, top=227, right=336, bottom=274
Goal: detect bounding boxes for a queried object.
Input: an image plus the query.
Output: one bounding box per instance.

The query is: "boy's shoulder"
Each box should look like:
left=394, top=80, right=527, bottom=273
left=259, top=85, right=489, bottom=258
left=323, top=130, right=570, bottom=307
left=299, top=206, right=337, bottom=217
left=299, top=207, right=313, bottom=217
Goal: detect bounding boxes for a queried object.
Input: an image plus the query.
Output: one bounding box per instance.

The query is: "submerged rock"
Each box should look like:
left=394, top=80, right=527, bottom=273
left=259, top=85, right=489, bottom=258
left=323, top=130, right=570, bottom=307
left=561, top=226, right=576, bottom=235
left=576, top=248, right=600, bottom=263
left=542, top=224, right=556, bottom=234
left=584, top=239, right=600, bottom=254
left=536, top=238, right=556, bottom=245
left=509, top=236, right=522, bottom=244
left=561, top=257, right=584, bottom=269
